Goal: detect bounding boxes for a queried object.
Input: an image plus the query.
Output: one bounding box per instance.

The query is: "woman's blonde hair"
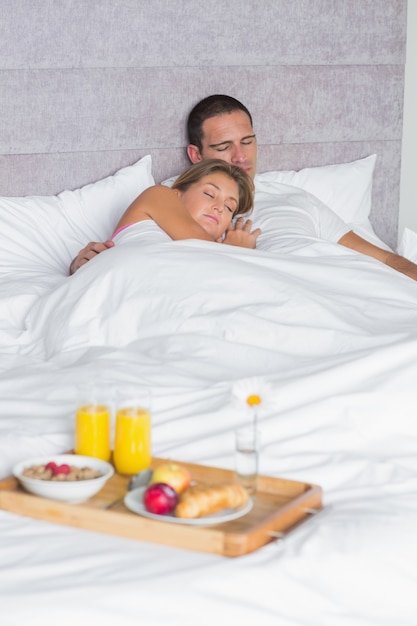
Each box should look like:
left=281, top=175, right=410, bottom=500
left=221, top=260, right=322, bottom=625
left=171, top=159, right=254, bottom=217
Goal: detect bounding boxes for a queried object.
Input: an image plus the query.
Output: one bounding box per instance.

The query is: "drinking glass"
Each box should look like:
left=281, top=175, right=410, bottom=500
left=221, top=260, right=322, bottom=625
left=113, top=389, right=151, bottom=475
left=75, top=402, right=111, bottom=461
left=234, top=425, right=260, bottom=495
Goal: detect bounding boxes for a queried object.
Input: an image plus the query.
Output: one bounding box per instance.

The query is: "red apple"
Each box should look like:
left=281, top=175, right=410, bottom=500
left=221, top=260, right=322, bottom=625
left=149, top=463, right=191, bottom=494
left=143, top=483, right=178, bottom=515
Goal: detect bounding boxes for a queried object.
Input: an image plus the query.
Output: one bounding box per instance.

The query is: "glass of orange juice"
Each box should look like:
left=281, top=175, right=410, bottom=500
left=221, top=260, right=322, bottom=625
left=75, top=403, right=111, bottom=461
left=113, top=390, right=151, bottom=475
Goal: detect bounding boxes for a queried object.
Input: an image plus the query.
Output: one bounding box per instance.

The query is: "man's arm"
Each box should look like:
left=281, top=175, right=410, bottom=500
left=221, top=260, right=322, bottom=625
left=69, top=240, right=115, bottom=275
left=338, top=230, right=417, bottom=282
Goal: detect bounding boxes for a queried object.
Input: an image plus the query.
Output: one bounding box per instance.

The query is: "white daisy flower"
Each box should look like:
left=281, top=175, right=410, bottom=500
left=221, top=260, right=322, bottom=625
left=231, top=377, right=273, bottom=412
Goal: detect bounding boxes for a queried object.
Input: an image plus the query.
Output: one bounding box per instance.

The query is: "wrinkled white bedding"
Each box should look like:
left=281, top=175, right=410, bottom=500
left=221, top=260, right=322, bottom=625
left=1, top=236, right=417, bottom=625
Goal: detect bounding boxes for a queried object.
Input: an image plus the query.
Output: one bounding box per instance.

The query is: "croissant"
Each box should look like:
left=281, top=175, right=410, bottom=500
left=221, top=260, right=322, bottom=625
left=175, top=483, right=249, bottom=519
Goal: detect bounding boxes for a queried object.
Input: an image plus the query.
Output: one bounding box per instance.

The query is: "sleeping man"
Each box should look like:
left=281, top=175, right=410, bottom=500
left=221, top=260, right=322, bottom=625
left=69, top=94, right=417, bottom=283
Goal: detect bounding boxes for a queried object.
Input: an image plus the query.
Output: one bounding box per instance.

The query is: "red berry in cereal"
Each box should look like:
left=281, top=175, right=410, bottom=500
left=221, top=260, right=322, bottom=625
left=55, top=464, right=71, bottom=475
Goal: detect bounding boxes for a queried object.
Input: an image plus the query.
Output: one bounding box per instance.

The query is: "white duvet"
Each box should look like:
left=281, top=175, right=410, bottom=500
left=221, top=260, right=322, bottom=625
left=1, top=236, right=417, bottom=625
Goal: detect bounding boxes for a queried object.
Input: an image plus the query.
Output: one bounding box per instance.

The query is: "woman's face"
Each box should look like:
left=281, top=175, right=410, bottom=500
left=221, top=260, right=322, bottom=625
left=178, top=172, right=239, bottom=239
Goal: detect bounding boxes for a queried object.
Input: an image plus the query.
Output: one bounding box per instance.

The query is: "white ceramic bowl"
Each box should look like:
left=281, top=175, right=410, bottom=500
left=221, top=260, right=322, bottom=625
left=13, top=454, right=114, bottom=504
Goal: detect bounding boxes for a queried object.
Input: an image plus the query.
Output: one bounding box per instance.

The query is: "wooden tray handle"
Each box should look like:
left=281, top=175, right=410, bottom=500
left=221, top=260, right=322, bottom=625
left=267, top=506, right=323, bottom=542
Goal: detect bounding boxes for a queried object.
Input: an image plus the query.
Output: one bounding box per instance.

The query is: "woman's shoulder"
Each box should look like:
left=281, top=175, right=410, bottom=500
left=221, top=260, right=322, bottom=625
left=113, top=220, right=171, bottom=245
left=141, top=184, right=177, bottom=198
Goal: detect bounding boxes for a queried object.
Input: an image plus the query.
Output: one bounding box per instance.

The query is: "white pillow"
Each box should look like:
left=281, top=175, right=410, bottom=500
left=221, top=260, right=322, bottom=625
left=255, top=154, right=376, bottom=224
left=0, top=155, right=154, bottom=275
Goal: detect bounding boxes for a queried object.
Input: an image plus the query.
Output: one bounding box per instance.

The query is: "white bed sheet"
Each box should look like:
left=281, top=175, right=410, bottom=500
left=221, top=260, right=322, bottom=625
left=1, top=236, right=417, bottom=625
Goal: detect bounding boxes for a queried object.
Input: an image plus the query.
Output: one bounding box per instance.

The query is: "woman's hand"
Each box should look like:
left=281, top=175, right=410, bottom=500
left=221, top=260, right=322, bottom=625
left=69, top=240, right=114, bottom=275
left=221, top=218, right=261, bottom=249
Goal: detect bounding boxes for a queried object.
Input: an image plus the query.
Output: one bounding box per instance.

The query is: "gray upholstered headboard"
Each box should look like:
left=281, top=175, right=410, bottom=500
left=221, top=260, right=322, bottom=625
left=0, top=0, right=406, bottom=249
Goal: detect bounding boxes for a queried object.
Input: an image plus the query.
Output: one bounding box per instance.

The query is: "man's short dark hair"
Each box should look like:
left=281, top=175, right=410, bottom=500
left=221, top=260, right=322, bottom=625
left=187, top=95, right=253, bottom=150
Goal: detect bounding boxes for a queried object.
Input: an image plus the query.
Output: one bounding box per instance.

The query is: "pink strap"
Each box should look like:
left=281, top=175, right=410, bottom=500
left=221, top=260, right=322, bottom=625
left=111, top=223, right=134, bottom=239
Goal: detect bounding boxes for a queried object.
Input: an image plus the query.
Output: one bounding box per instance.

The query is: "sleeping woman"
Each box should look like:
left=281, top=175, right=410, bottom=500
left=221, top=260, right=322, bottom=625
left=69, top=159, right=259, bottom=273
left=111, top=159, right=259, bottom=249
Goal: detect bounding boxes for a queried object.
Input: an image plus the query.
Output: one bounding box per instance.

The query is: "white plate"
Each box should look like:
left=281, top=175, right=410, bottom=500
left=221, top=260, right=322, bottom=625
left=124, top=486, right=253, bottom=526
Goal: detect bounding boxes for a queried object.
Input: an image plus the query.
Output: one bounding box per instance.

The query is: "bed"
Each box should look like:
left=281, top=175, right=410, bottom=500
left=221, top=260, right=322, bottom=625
left=2, top=2, right=417, bottom=624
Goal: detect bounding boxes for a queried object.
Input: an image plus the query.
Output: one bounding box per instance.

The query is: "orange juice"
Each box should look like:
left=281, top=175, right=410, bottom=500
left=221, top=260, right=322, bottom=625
left=113, top=408, right=151, bottom=474
left=75, top=404, right=111, bottom=461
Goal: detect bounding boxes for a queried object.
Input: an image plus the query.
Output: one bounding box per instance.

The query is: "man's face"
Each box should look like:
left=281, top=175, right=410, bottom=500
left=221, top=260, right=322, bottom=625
left=188, top=110, right=257, bottom=180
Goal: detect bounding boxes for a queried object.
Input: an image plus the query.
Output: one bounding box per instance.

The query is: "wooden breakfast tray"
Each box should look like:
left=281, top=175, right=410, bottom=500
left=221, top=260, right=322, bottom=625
left=0, top=457, right=322, bottom=557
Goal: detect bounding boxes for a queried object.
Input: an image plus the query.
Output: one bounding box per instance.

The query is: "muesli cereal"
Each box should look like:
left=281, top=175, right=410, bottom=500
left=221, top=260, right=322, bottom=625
left=22, top=462, right=102, bottom=481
